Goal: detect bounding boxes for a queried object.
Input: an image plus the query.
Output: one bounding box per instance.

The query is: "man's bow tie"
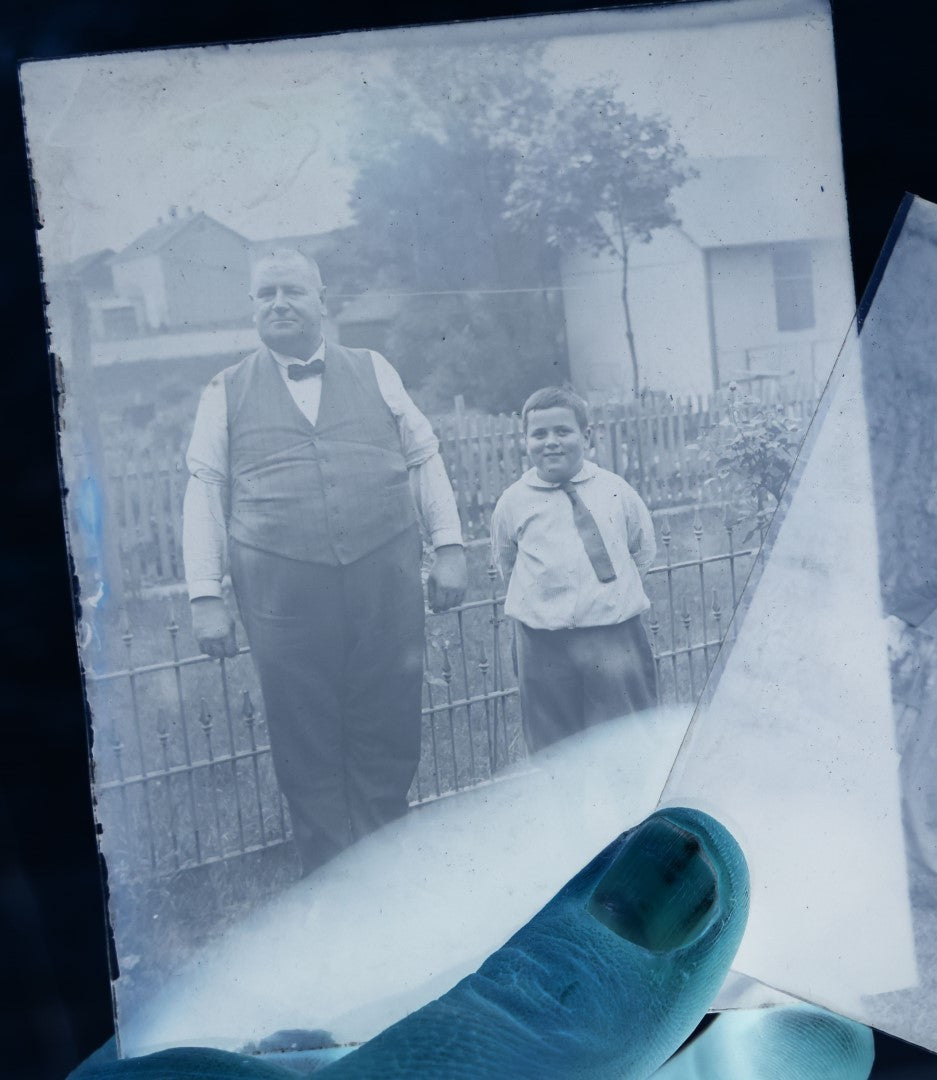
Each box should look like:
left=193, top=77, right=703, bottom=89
left=287, top=358, right=325, bottom=381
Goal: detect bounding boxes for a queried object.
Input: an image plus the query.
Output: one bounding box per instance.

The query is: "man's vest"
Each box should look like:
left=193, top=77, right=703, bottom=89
left=224, top=343, right=418, bottom=565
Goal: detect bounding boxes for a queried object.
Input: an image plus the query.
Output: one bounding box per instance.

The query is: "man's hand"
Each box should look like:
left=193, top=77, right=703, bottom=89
left=191, top=597, right=238, bottom=659
left=427, top=545, right=467, bottom=612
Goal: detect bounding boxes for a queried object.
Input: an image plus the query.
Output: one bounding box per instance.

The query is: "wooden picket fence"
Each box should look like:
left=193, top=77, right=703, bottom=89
left=90, top=383, right=817, bottom=594
left=433, top=383, right=817, bottom=538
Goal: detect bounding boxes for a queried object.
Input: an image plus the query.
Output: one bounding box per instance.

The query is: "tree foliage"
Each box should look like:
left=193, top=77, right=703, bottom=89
left=384, top=290, right=569, bottom=415
left=502, top=86, right=695, bottom=396
left=342, top=51, right=692, bottom=411
left=697, top=387, right=803, bottom=535
left=340, top=45, right=570, bottom=413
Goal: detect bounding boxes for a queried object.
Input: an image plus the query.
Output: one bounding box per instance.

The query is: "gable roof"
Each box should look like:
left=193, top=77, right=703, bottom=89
left=114, top=211, right=247, bottom=263
left=674, top=156, right=847, bottom=249
left=47, top=247, right=115, bottom=283
left=70, top=248, right=115, bottom=274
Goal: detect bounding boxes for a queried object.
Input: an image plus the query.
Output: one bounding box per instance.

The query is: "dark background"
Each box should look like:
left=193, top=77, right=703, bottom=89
left=2, top=1, right=936, bottom=1076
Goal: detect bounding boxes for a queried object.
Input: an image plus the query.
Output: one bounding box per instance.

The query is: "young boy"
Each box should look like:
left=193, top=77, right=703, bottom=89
left=491, top=386, right=658, bottom=753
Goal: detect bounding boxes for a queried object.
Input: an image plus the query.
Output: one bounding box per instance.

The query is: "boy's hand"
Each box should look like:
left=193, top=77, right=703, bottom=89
left=191, top=597, right=238, bottom=658
left=427, top=545, right=467, bottom=612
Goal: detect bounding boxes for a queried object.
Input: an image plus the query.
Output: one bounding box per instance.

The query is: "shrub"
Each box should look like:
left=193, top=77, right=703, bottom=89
left=696, top=384, right=802, bottom=538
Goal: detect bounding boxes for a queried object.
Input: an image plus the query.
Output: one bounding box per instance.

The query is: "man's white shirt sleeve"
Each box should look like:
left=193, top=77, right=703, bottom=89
left=369, top=351, right=463, bottom=550
left=183, top=376, right=229, bottom=600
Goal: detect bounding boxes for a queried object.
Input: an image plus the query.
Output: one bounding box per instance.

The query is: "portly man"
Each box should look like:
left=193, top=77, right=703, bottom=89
left=182, top=249, right=466, bottom=874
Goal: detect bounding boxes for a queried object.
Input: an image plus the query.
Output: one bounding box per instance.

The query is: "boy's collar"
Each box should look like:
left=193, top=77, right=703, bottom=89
left=524, top=459, right=599, bottom=489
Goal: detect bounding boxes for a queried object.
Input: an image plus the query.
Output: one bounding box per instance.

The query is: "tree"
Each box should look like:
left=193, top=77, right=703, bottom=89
left=502, top=86, right=695, bottom=398
left=383, top=290, right=569, bottom=415
left=340, top=46, right=570, bottom=412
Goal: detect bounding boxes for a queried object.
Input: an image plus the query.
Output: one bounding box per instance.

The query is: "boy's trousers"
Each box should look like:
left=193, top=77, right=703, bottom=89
left=230, top=526, right=425, bottom=875
left=515, top=616, right=658, bottom=754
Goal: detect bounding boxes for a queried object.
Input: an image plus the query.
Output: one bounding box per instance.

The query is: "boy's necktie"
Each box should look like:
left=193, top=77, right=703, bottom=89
left=560, top=481, right=618, bottom=582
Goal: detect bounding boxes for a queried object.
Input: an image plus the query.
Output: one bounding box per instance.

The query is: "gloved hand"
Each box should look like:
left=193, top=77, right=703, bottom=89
left=69, top=808, right=873, bottom=1080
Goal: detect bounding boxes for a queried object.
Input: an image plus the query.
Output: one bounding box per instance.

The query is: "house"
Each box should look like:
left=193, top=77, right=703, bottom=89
left=67, top=248, right=116, bottom=299
left=46, top=248, right=117, bottom=350
left=560, top=156, right=855, bottom=401
left=61, top=216, right=367, bottom=372
left=106, top=208, right=251, bottom=335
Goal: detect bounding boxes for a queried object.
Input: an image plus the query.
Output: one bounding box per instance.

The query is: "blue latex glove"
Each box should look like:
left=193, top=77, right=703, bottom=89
left=655, top=1004, right=874, bottom=1079
left=69, top=808, right=873, bottom=1079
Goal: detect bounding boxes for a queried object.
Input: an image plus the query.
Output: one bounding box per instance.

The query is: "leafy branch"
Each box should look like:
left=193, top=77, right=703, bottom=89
left=695, top=385, right=802, bottom=538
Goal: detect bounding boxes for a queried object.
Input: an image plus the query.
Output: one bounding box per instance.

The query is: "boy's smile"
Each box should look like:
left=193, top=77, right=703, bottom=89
left=525, top=405, right=590, bottom=484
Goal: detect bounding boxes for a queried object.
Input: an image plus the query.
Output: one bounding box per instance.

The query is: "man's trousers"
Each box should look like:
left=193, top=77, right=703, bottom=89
left=515, top=616, right=659, bottom=755
left=230, top=526, right=425, bottom=874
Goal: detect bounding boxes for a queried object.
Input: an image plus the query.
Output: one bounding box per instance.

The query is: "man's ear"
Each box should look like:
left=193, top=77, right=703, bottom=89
left=320, top=285, right=328, bottom=314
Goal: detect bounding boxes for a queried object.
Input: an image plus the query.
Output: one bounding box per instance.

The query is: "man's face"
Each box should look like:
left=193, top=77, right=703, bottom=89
left=251, top=258, right=326, bottom=359
left=525, top=406, right=590, bottom=484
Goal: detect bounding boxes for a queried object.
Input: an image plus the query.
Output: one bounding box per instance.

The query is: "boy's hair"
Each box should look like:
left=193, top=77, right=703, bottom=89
left=521, top=385, right=590, bottom=433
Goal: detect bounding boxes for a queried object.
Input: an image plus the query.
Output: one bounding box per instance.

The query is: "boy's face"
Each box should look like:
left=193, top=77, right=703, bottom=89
left=525, top=406, right=590, bottom=484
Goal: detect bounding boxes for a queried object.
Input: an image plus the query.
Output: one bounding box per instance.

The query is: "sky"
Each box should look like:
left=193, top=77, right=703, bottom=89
left=20, top=0, right=843, bottom=267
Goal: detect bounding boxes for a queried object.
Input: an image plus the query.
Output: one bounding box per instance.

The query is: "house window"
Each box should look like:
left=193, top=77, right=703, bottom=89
left=772, top=246, right=815, bottom=332
left=102, top=305, right=139, bottom=339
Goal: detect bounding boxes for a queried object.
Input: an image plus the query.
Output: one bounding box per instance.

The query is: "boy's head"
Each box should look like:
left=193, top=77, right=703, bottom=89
left=521, top=386, right=591, bottom=484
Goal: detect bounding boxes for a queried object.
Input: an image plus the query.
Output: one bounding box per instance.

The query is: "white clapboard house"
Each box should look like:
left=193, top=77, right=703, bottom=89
left=560, top=156, right=855, bottom=401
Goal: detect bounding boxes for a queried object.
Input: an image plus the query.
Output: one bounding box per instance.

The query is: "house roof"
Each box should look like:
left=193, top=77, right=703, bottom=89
left=114, top=211, right=247, bottom=263
left=70, top=248, right=115, bottom=274
left=46, top=248, right=114, bottom=282
left=674, top=156, right=847, bottom=249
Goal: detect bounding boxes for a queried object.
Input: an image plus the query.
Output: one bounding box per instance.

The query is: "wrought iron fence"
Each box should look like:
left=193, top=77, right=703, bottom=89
left=645, top=513, right=761, bottom=704
left=85, top=512, right=758, bottom=883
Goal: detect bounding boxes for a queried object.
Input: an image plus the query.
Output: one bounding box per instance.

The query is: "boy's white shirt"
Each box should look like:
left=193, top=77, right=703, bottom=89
left=490, top=459, right=656, bottom=631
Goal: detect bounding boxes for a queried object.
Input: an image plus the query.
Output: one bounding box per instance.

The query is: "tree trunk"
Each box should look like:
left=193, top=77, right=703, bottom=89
left=616, top=242, right=645, bottom=484
left=619, top=244, right=641, bottom=399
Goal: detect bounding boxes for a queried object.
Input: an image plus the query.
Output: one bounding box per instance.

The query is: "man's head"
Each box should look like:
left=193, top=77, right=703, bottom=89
left=521, top=385, right=592, bottom=484
left=250, top=249, right=327, bottom=359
